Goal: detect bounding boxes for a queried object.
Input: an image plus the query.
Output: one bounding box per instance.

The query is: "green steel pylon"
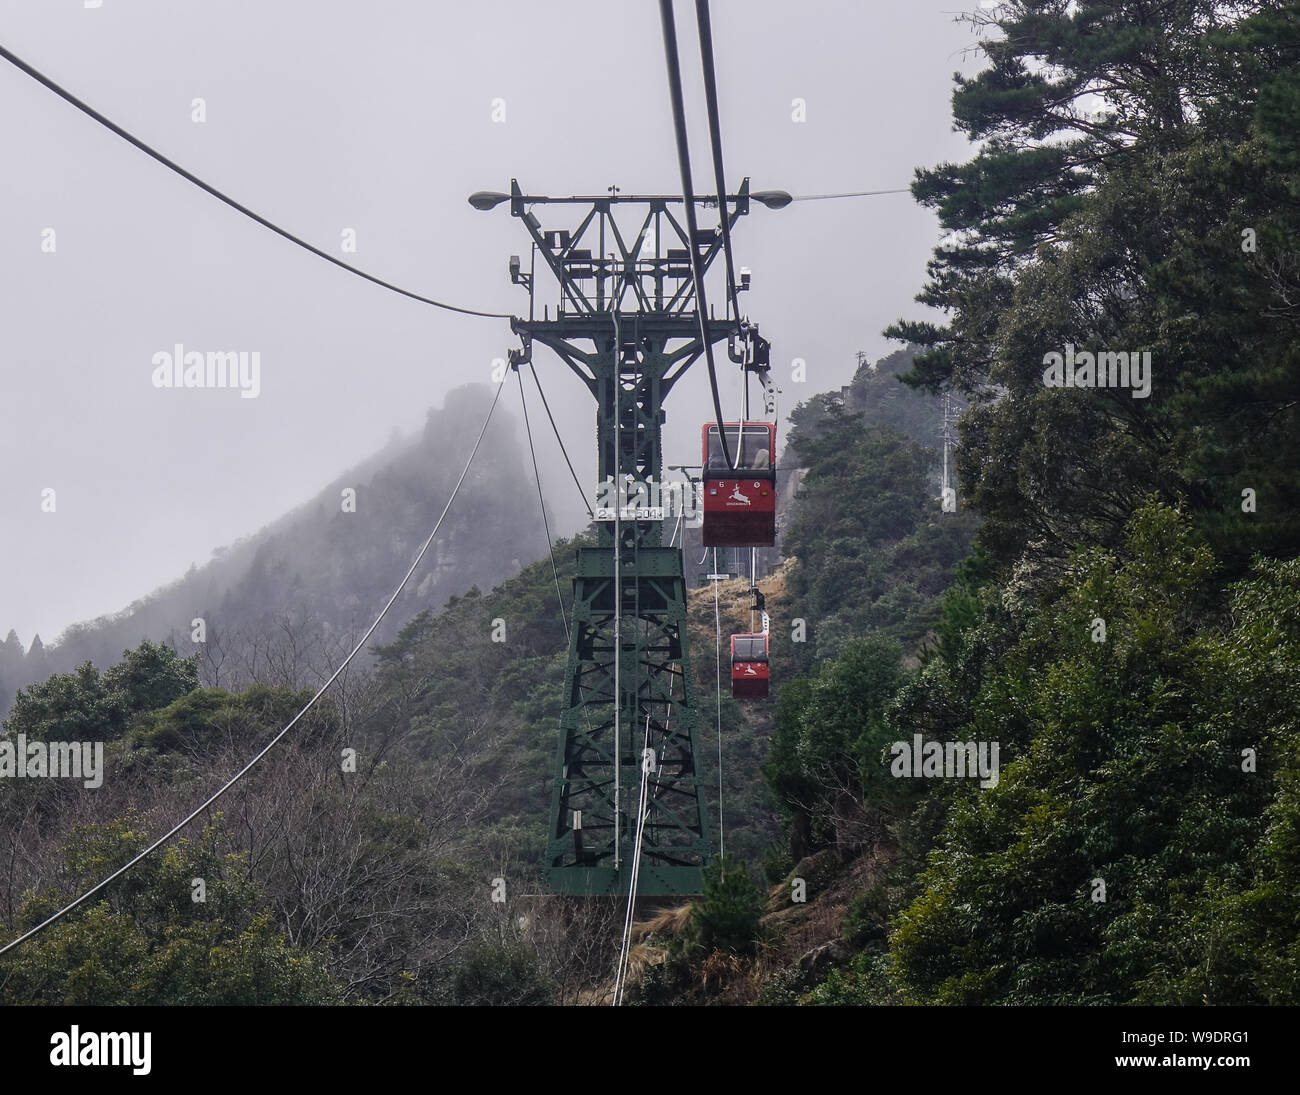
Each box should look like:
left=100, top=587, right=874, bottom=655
left=486, top=178, right=757, bottom=895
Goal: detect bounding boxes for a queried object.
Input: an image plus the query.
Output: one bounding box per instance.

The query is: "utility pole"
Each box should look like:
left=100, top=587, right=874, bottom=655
left=473, top=178, right=764, bottom=895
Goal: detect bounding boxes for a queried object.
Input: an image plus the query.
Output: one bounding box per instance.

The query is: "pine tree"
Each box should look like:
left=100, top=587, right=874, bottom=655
left=688, top=857, right=764, bottom=956
left=885, top=0, right=1300, bottom=571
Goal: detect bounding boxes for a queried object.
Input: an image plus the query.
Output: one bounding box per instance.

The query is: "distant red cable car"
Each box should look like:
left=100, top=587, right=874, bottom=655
left=730, top=632, right=770, bottom=699
left=701, top=421, right=776, bottom=547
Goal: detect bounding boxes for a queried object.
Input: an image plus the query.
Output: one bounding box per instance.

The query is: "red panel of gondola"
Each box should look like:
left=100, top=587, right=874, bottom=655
left=701, top=422, right=776, bottom=548
left=730, top=632, right=770, bottom=699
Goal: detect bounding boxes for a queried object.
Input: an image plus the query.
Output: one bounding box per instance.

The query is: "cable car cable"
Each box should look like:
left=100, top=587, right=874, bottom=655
left=518, top=363, right=603, bottom=797
left=694, top=0, right=742, bottom=336
left=527, top=363, right=594, bottom=520
left=613, top=713, right=654, bottom=1006
left=0, top=374, right=509, bottom=957
left=0, top=42, right=512, bottom=322
left=613, top=310, right=623, bottom=871
left=516, top=368, right=571, bottom=646
left=711, top=549, right=725, bottom=861
left=619, top=699, right=674, bottom=1001
left=657, top=0, right=735, bottom=472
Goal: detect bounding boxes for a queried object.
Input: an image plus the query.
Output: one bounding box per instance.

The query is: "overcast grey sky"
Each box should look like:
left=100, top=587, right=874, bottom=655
left=0, top=0, right=982, bottom=647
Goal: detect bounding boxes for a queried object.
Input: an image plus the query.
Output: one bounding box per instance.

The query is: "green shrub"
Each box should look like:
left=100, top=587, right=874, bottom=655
left=688, top=857, right=763, bottom=956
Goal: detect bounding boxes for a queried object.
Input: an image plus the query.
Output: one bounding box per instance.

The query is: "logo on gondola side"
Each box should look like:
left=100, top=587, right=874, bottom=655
left=728, top=484, right=752, bottom=505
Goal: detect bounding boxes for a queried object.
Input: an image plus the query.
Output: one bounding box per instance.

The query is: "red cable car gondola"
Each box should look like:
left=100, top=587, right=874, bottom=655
left=701, top=421, right=776, bottom=547
left=730, top=632, right=770, bottom=699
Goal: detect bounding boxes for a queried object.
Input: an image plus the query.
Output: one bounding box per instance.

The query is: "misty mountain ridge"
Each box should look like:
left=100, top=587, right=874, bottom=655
left=0, top=383, right=551, bottom=713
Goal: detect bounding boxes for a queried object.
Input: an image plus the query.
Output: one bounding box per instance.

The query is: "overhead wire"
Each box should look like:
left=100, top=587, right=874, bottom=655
left=0, top=42, right=511, bottom=321
left=711, top=549, right=725, bottom=862
left=516, top=368, right=570, bottom=646
left=519, top=366, right=603, bottom=842
left=612, top=310, right=623, bottom=871
left=657, top=0, right=735, bottom=472
left=693, top=0, right=742, bottom=335
left=0, top=375, right=509, bottom=957
left=527, top=362, right=594, bottom=521
left=612, top=713, right=655, bottom=1006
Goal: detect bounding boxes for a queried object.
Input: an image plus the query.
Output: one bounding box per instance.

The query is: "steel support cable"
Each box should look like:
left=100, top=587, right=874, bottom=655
left=736, top=343, right=749, bottom=440
left=750, top=547, right=757, bottom=632
left=739, top=358, right=754, bottom=636
left=523, top=356, right=604, bottom=919
left=657, top=0, right=735, bottom=472
left=527, top=363, right=594, bottom=520
left=619, top=706, right=666, bottom=1006
left=0, top=376, right=509, bottom=957
left=712, top=549, right=725, bottom=862
left=613, top=310, right=623, bottom=871
left=694, top=0, right=742, bottom=334
left=619, top=749, right=652, bottom=1005
left=523, top=359, right=600, bottom=875
left=612, top=714, right=654, bottom=1006
left=0, top=42, right=512, bottom=321
left=516, top=368, right=571, bottom=646
left=613, top=695, right=678, bottom=1007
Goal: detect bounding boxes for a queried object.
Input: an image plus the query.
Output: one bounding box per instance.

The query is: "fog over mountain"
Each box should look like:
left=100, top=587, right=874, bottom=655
left=0, top=384, right=550, bottom=713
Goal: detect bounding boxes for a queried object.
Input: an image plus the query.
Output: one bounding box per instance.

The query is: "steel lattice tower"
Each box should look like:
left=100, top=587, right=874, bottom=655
left=481, top=178, right=758, bottom=895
